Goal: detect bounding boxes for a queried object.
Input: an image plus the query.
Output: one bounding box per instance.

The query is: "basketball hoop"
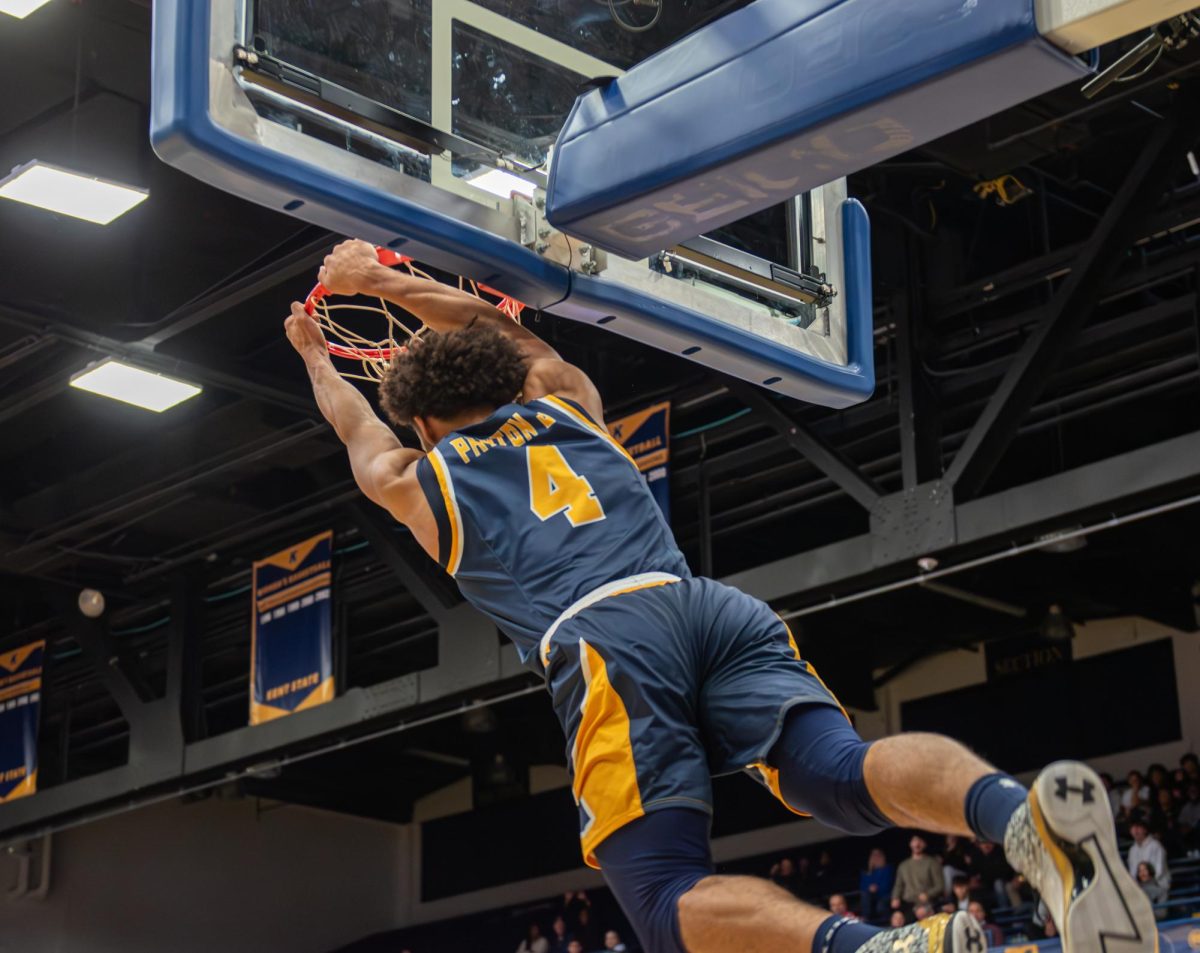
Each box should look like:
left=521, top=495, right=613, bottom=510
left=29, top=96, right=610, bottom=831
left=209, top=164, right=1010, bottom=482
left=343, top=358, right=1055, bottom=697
left=303, top=247, right=527, bottom=383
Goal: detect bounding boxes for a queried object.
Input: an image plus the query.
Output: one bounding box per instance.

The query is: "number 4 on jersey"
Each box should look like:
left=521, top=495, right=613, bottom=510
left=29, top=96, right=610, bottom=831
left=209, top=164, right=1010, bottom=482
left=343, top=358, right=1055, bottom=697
left=527, top=446, right=606, bottom=527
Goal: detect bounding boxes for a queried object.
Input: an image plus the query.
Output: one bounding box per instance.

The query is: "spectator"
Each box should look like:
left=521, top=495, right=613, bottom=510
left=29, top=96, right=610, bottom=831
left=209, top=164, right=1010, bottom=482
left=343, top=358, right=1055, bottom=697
left=1148, top=763, right=1171, bottom=795
left=770, top=856, right=802, bottom=898
left=968, top=900, right=1004, bottom=947
left=1122, top=770, right=1150, bottom=814
left=941, top=834, right=976, bottom=896
left=1182, top=753, right=1200, bottom=784
left=1127, top=818, right=1170, bottom=889
left=891, top=835, right=944, bottom=910
left=859, top=847, right=895, bottom=923
left=549, top=916, right=570, bottom=953
left=517, top=923, right=550, bottom=953
left=567, top=942, right=584, bottom=953
left=1100, top=772, right=1122, bottom=819
left=603, top=929, right=627, bottom=952
left=1154, top=787, right=1183, bottom=852
left=1178, top=782, right=1200, bottom=849
left=943, top=874, right=973, bottom=913
left=828, top=894, right=857, bottom=920
left=975, top=839, right=1024, bottom=911
left=889, top=910, right=908, bottom=929
left=562, top=891, right=591, bottom=930
left=574, top=908, right=601, bottom=952
left=913, top=901, right=935, bottom=922
left=814, top=848, right=838, bottom=892
left=1136, top=862, right=1168, bottom=918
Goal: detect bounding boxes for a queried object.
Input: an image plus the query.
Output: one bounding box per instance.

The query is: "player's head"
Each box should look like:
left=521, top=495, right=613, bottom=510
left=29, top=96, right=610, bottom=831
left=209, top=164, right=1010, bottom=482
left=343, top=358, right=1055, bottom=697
left=379, top=322, right=527, bottom=450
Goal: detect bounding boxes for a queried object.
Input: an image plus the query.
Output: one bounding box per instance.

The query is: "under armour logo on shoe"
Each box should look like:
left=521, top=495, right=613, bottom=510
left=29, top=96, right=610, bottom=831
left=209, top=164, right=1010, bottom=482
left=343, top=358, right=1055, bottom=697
left=1054, top=776, right=1096, bottom=803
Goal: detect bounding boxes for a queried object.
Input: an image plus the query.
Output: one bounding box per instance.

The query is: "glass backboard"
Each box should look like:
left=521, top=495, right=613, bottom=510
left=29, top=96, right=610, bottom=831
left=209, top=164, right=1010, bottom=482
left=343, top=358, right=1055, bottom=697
left=151, top=0, right=874, bottom=406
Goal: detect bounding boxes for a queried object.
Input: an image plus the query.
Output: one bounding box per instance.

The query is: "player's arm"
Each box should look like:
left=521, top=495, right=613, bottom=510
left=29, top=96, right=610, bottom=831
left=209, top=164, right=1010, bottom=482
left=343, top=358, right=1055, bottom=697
left=320, top=239, right=607, bottom=424
left=284, top=303, right=424, bottom=523
left=319, top=239, right=559, bottom=364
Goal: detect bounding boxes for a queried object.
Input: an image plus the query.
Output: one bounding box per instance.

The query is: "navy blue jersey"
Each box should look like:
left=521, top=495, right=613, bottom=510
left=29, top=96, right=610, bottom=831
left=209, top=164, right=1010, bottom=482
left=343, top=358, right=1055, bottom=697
left=414, top=395, right=691, bottom=662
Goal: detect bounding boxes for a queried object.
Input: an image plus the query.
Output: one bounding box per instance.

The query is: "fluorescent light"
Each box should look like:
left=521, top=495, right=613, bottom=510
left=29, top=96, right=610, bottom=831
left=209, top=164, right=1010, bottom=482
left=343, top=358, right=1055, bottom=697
left=0, top=161, right=148, bottom=224
left=70, top=360, right=201, bottom=412
left=0, top=0, right=52, bottom=18
left=467, top=167, right=538, bottom=200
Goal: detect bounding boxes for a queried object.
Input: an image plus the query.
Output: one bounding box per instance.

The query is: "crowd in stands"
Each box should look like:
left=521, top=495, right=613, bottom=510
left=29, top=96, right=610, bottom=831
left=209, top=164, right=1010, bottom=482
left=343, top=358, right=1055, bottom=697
left=766, top=753, right=1200, bottom=941
left=514, top=891, right=632, bottom=953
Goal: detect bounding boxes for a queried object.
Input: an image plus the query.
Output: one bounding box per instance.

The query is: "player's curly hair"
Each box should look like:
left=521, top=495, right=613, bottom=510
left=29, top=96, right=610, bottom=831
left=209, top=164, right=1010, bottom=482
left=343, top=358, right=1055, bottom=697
left=378, top=322, right=528, bottom=425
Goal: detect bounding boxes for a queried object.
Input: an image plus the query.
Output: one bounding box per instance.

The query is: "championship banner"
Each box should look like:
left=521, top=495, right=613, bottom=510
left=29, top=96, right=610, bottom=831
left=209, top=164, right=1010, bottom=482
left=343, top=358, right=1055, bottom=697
left=609, top=401, right=671, bottom=520
left=250, top=531, right=335, bottom=726
left=0, top=641, right=44, bottom=803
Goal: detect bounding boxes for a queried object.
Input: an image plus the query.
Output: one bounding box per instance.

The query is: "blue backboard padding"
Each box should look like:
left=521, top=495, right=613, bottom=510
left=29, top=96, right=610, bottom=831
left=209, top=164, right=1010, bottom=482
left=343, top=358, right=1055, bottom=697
left=556, top=200, right=875, bottom=408
left=546, top=0, right=1093, bottom=259
left=149, top=0, right=876, bottom=406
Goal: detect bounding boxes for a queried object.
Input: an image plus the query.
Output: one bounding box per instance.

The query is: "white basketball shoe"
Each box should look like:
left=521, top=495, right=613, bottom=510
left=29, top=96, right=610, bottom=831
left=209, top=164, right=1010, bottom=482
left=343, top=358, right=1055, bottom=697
left=1004, top=761, right=1158, bottom=953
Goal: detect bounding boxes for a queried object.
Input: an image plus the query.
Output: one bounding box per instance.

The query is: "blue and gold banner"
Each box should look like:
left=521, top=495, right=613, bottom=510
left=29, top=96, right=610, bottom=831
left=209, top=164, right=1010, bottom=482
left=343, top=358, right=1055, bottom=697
left=0, top=641, right=44, bottom=803
left=609, top=402, right=671, bottom=520
left=250, top=531, right=335, bottom=726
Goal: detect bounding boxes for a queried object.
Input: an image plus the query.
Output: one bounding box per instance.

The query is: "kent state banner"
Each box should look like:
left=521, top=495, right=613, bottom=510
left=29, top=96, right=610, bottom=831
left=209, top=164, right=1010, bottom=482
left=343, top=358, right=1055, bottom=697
left=250, top=531, right=335, bottom=726
left=0, top=640, right=45, bottom=803
left=609, top=402, right=671, bottom=520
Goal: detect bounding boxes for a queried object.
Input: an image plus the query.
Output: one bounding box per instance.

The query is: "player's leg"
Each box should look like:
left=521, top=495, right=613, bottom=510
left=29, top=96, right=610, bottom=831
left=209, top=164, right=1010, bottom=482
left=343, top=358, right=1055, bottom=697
left=597, top=806, right=981, bottom=953
left=695, top=576, right=1157, bottom=953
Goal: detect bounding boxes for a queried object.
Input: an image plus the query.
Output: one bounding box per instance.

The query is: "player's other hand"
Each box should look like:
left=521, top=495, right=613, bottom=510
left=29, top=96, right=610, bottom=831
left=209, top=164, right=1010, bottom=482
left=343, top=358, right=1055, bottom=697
left=319, top=239, right=384, bottom=296
left=285, top=302, right=330, bottom=361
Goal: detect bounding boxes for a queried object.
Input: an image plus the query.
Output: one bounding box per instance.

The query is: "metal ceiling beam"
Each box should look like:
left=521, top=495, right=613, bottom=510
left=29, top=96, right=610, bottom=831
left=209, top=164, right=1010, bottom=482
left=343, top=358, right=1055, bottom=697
left=728, top=427, right=1200, bottom=607
left=944, top=108, right=1199, bottom=501
left=140, top=232, right=334, bottom=349
left=724, top=378, right=884, bottom=512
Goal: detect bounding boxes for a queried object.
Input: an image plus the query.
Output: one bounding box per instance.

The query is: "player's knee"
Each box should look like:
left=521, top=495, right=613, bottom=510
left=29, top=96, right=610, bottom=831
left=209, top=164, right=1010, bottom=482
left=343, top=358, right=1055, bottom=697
left=594, top=809, right=714, bottom=953
left=772, top=703, right=892, bottom=836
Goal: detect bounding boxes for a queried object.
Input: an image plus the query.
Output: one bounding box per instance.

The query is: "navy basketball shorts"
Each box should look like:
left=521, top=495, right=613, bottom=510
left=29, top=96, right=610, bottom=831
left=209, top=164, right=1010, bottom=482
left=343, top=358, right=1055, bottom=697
left=541, top=574, right=847, bottom=868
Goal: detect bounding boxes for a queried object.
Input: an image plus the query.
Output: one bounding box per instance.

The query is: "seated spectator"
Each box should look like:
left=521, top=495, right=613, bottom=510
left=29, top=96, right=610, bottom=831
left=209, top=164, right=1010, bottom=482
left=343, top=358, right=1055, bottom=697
left=975, top=840, right=1024, bottom=911
left=828, top=894, right=857, bottom=920
left=549, top=916, right=570, bottom=953
left=814, top=849, right=838, bottom=892
left=891, top=835, right=944, bottom=910
left=1122, top=770, right=1150, bottom=815
left=1100, top=772, right=1122, bottom=819
left=567, top=941, right=584, bottom=953
left=1127, top=818, right=1171, bottom=890
left=769, top=856, right=803, bottom=898
left=517, top=923, right=550, bottom=953
left=942, top=874, right=974, bottom=913
left=1148, top=763, right=1171, bottom=796
left=859, top=847, right=895, bottom=923
left=913, top=901, right=935, bottom=922
left=968, top=900, right=1004, bottom=947
left=603, top=929, right=627, bottom=952
left=562, top=891, right=591, bottom=930
left=1136, top=862, right=1168, bottom=918
left=1182, top=752, right=1200, bottom=785
left=1154, top=786, right=1183, bottom=853
left=1178, top=782, right=1200, bottom=849
left=889, top=910, right=908, bottom=929
left=941, top=835, right=976, bottom=896
left=574, top=908, right=600, bottom=952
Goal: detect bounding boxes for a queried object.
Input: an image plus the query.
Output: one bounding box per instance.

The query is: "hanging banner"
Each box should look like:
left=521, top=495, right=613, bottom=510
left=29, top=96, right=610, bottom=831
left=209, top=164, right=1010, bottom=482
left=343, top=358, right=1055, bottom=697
left=0, top=641, right=44, bottom=803
left=609, top=402, right=672, bottom=520
left=250, top=531, right=335, bottom=726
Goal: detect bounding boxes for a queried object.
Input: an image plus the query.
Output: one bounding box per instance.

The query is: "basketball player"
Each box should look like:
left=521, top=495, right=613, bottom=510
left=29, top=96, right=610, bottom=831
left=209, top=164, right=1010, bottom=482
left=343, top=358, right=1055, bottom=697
left=285, top=239, right=1155, bottom=953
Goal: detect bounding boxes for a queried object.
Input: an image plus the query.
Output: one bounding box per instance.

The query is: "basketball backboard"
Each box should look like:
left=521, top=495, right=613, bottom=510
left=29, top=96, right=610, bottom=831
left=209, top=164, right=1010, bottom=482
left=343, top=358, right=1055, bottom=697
left=151, top=0, right=874, bottom=406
